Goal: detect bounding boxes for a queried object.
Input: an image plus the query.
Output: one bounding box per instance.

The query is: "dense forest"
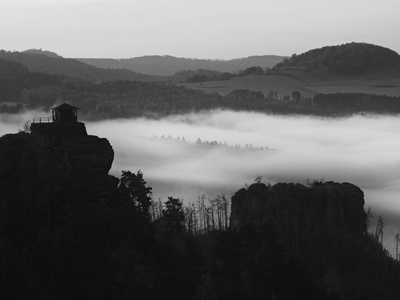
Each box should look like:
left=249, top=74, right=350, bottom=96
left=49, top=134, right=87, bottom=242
left=2, top=69, right=400, bottom=119
left=274, top=42, right=400, bottom=75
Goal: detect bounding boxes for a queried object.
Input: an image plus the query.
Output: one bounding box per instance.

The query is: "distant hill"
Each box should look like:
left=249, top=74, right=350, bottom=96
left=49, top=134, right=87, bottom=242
left=76, top=55, right=286, bottom=76
left=0, top=50, right=163, bottom=82
left=0, top=58, right=63, bottom=103
left=22, top=48, right=61, bottom=58
left=274, top=42, right=400, bottom=75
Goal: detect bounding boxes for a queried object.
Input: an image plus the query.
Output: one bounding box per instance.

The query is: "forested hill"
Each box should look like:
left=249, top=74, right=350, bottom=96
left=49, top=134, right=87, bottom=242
left=23, top=49, right=61, bottom=58
left=76, top=55, right=286, bottom=76
left=0, top=50, right=163, bottom=82
left=274, top=42, right=400, bottom=75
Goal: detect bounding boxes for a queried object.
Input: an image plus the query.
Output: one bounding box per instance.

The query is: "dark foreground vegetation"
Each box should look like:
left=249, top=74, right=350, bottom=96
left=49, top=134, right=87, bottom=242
left=1, top=127, right=400, bottom=299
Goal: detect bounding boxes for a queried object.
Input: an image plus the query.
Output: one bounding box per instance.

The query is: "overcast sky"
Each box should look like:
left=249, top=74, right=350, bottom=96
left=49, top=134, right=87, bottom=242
left=1, top=0, right=399, bottom=59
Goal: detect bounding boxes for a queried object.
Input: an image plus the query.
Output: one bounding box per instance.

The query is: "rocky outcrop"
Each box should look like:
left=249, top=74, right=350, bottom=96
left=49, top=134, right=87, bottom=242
left=230, top=181, right=367, bottom=237
left=0, top=127, right=119, bottom=220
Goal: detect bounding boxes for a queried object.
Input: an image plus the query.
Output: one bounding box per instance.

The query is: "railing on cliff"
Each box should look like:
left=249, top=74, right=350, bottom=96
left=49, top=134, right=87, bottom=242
left=33, top=117, right=53, bottom=123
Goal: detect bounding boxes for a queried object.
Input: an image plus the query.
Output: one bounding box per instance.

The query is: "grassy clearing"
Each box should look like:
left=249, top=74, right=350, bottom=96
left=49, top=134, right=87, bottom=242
left=181, top=73, right=400, bottom=98
left=182, top=74, right=313, bottom=98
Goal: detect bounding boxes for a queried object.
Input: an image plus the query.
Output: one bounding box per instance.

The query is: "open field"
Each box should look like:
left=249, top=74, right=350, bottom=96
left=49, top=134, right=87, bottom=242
left=181, top=73, right=400, bottom=98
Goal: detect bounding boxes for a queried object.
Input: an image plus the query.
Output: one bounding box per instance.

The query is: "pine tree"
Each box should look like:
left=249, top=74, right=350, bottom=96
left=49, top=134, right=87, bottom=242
left=163, top=197, right=185, bottom=247
left=120, top=170, right=153, bottom=218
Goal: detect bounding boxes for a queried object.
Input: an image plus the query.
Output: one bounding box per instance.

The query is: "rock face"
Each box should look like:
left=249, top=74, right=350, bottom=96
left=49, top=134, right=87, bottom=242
left=230, top=181, right=367, bottom=237
left=0, top=124, right=118, bottom=217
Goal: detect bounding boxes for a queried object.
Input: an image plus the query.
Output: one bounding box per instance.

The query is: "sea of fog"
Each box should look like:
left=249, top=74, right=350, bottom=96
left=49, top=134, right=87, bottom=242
left=1, top=110, right=400, bottom=255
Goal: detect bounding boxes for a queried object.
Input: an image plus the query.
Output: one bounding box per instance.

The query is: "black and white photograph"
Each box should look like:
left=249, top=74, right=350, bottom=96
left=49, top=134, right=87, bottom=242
left=1, top=0, right=400, bottom=299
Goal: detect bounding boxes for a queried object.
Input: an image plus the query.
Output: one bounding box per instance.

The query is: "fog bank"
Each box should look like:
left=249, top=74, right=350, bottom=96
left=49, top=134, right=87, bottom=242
left=2, top=110, right=400, bottom=254
left=85, top=111, right=400, bottom=204
left=87, top=111, right=400, bottom=254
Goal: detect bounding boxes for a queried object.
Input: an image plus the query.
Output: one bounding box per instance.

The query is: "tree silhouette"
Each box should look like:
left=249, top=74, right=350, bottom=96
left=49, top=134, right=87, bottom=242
left=292, top=90, right=301, bottom=101
left=395, top=231, right=400, bottom=261
left=120, top=170, right=152, bottom=218
left=375, top=216, right=384, bottom=245
left=163, top=197, right=185, bottom=247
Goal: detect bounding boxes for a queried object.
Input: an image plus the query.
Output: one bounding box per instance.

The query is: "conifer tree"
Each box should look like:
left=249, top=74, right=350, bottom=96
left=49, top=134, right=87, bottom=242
left=120, top=170, right=153, bottom=218
left=163, top=197, right=185, bottom=247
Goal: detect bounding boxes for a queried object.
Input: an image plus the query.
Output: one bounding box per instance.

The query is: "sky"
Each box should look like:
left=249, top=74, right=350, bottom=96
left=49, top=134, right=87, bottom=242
left=2, top=110, right=400, bottom=255
left=1, top=0, right=400, bottom=59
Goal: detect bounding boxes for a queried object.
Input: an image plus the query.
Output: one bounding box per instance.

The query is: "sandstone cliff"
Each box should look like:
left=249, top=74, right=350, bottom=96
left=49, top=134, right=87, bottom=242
left=230, top=181, right=367, bottom=237
left=0, top=125, right=119, bottom=226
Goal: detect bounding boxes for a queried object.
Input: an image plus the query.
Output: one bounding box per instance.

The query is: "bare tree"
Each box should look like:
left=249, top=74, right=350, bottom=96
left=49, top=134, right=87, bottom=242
left=395, top=231, right=400, bottom=261
left=184, top=202, right=197, bottom=236
left=375, top=216, right=384, bottom=245
left=366, top=206, right=373, bottom=230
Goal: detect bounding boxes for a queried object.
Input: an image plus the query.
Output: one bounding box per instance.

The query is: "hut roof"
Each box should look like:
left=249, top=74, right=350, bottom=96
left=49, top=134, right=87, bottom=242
left=51, top=103, right=79, bottom=111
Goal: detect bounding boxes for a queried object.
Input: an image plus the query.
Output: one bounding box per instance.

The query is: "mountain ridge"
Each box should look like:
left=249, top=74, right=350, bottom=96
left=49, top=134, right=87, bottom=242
left=76, top=54, right=286, bottom=76
left=0, top=50, right=164, bottom=82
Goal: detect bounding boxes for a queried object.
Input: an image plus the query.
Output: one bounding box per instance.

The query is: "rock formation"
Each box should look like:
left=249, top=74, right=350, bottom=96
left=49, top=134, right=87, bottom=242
left=230, top=181, right=367, bottom=237
left=0, top=123, right=119, bottom=222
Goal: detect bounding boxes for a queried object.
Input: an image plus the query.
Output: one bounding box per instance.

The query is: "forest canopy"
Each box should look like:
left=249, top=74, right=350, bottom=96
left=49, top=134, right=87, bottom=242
left=274, top=42, right=400, bottom=74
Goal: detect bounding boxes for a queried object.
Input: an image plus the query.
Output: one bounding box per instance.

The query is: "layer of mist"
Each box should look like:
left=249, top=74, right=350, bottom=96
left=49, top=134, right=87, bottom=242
left=2, top=110, right=400, bottom=254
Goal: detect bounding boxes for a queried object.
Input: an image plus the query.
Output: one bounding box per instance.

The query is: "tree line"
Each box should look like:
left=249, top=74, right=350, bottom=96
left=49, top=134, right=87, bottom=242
left=2, top=58, right=400, bottom=118
left=145, top=135, right=272, bottom=152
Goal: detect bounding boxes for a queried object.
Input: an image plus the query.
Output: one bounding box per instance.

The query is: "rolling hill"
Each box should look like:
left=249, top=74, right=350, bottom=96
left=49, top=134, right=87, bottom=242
left=274, top=42, right=400, bottom=75
left=0, top=49, right=163, bottom=82
left=76, top=55, right=286, bottom=76
left=182, top=43, right=400, bottom=98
